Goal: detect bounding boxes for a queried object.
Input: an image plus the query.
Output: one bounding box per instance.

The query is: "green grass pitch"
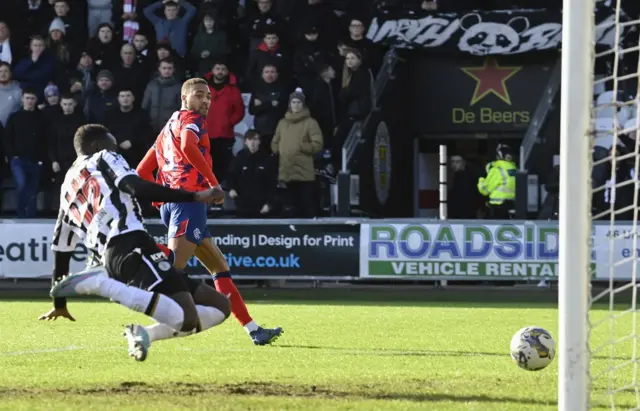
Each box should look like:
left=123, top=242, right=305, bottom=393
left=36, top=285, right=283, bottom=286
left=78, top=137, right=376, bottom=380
left=0, top=287, right=635, bottom=410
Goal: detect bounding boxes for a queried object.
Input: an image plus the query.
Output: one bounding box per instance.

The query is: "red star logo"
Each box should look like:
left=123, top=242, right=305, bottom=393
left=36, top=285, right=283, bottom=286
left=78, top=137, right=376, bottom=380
left=461, top=58, right=522, bottom=106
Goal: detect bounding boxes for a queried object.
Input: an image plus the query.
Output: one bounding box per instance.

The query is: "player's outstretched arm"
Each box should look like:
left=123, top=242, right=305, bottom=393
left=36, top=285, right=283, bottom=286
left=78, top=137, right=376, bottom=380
left=118, top=175, right=224, bottom=204
left=136, top=147, right=158, bottom=183
left=39, top=211, right=77, bottom=321
left=180, top=129, right=220, bottom=187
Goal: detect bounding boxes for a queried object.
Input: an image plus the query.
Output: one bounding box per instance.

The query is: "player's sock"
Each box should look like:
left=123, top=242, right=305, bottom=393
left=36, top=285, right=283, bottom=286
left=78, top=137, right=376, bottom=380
left=144, top=305, right=226, bottom=342
left=156, top=243, right=175, bottom=265
left=213, top=272, right=255, bottom=333
left=96, top=277, right=185, bottom=331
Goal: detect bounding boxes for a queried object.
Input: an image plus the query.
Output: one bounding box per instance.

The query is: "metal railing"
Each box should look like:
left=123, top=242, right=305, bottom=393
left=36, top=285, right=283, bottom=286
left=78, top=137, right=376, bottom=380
left=519, top=56, right=562, bottom=171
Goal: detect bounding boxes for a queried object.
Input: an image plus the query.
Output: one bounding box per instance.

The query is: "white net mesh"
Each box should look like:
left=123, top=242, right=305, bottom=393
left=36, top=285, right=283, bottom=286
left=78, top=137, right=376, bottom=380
left=589, top=0, right=640, bottom=408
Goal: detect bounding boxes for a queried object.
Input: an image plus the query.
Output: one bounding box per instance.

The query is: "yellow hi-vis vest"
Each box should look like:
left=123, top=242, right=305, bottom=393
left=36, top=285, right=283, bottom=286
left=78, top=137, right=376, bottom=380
left=477, top=160, right=516, bottom=205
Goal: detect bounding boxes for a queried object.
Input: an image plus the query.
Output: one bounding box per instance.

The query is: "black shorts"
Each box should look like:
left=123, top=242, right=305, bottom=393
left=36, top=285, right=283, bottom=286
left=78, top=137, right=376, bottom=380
left=103, top=230, right=200, bottom=296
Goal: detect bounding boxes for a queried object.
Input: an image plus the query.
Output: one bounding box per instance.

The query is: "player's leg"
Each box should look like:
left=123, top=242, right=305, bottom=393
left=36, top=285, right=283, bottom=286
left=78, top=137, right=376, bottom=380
left=158, top=202, right=282, bottom=344
left=195, top=236, right=283, bottom=345
left=51, top=262, right=186, bottom=333
left=140, top=278, right=231, bottom=343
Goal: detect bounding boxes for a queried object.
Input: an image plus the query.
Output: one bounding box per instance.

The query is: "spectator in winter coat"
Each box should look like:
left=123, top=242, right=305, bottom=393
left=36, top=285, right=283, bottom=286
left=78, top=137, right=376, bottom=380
left=85, top=23, right=120, bottom=71
left=112, top=0, right=149, bottom=43
left=291, top=0, right=340, bottom=47
left=204, top=61, right=244, bottom=183
left=343, top=18, right=380, bottom=72
left=46, top=18, right=74, bottom=87
left=84, top=69, right=117, bottom=123
left=132, top=32, right=152, bottom=74
left=293, top=25, right=330, bottom=93
left=142, top=58, right=181, bottom=134
left=228, top=129, right=277, bottom=218
left=448, top=154, right=483, bottom=219
left=190, top=10, right=230, bottom=77
left=246, top=29, right=291, bottom=90
left=150, top=44, right=185, bottom=82
left=271, top=88, right=323, bottom=218
left=66, top=52, right=97, bottom=104
left=248, top=64, right=289, bottom=151
left=144, top=0, right=196, bottom=58
left=246, top=0, right=285, bottom=52
left=22, top=3, right=55, bottom=46
left=0, top=21, right=21, bottom=67
left=307, top=63, right=337, bottom=157
left=39, top=84, right=61, bottom=124
left=339, top=48, right=373, bottom=122
left=104, top=88, right=150, bottom=165
left=12, top=36, right=56, bottom=102
left=0, top=62, right=22, bottom=127
left=334, top=48, right=373, bottom=168
left=48, top=0, right=86, bottom=54
left=49, top=93, right=85, bottom=187
left=4, top=89, right=48, bottom=218
left=112, top=43, right=146, bottom=102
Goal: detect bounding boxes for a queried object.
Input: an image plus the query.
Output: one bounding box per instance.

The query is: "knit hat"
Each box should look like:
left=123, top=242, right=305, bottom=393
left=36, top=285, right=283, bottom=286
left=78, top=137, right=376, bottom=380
left=49, top=18, right=66, bottom=35
left=289, top=88, right=306, bottom=106
left=97, top=69, right=113, bottom=81
left=44, top=84, right=60, bottom=98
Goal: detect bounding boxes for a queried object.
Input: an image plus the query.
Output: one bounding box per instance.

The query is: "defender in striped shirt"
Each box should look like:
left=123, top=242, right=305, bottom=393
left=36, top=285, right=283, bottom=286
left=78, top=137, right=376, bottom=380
left=40, top=124, right=231, bottom=362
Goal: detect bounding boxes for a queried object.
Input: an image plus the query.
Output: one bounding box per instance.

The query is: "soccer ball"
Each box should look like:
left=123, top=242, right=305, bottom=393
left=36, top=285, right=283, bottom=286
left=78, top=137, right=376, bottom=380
left=510, top=326, right=556, bottom=371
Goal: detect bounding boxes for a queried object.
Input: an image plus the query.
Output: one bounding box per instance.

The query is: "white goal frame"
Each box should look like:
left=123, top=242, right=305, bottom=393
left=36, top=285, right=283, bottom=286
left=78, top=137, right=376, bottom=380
left=558, top=0, right=594, bottom=409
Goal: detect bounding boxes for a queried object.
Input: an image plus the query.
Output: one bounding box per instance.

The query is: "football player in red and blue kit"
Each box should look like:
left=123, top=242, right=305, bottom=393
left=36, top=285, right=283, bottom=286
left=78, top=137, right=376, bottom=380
left=137, top=78, right=282, bottom=345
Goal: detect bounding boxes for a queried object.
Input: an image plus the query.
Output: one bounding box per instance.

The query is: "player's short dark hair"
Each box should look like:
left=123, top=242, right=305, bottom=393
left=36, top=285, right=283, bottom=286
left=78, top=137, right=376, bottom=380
left=0, top=61, right=10, bottom=71
left=181, top=77, right=208, bottom=95
left=118, top=87, right=135, bottom=96
left=263, top=28, right=279, bottom=38
left=60, top=92, right=75, bottom=100
left=22, top=88, right=38, bottom=98
left=244, top=129, right=260, bottom=140
left=54, top=0, right=69, bottom=5
left=158, top=57, right=174, bottom=68
left=74, top=124, right=110, bottom=156
left=164, top=1, right=179, bottom=8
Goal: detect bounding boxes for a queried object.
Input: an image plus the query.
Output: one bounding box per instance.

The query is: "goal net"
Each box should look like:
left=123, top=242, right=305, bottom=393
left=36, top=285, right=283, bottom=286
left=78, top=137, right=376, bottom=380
left=560, top=0, right=640, bottom=409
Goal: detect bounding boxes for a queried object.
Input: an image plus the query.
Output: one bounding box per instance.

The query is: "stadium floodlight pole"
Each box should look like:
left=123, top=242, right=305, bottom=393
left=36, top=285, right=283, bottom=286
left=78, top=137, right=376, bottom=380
left=558, top=0, right=593, bottom=409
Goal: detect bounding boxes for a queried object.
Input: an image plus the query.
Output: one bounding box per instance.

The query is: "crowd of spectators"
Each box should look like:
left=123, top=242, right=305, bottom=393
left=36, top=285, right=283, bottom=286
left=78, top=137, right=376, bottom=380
left=0, top=0, right=383, bottom=219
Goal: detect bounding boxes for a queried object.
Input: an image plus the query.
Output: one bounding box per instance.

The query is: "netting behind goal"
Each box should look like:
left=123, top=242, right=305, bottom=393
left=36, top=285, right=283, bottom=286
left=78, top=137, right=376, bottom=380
left=561, top=0, right=640, bottom=409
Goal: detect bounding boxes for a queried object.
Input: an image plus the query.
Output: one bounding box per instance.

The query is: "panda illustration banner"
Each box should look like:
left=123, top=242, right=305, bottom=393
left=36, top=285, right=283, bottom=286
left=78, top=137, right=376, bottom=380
left=366, top=8, right=632, bottom=55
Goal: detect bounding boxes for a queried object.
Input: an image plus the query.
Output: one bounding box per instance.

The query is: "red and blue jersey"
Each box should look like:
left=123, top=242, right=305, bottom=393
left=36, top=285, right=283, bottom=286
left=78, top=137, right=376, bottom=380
left=153, top=110, right=213, bottom=192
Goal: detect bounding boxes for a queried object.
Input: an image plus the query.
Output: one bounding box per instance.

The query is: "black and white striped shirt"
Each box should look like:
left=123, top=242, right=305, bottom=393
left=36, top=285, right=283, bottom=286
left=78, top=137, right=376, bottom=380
left=51, top=150, right=145, bottom=255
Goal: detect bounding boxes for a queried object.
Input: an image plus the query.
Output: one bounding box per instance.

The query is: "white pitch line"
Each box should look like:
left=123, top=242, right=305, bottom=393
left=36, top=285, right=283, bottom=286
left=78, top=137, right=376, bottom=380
left=0, top=345, right=499, bottom=358
left=1, top=345, right=86, bottom=356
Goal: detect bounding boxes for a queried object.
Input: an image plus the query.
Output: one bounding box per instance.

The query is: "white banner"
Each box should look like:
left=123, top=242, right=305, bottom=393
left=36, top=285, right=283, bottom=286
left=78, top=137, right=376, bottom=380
left=0, top=222, right=89, bottom=279
left=360, top=222, right=599, bottom=279
left=593, top=225, right=640, bottom=280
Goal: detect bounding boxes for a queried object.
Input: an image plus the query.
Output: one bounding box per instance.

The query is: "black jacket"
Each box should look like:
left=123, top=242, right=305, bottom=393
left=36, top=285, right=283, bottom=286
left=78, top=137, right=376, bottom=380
left=248, top=79, right=289, bottom=136
left=4, top=109, right=48, bottom=162
left=84, top=88, right=118, bottom=123
left=103, top=107, right=150, bottom=165
left=49, top=109, right=85, bottom=166
left=227, top=148, right=277, bottom=214
left=339, top=66, right=373, bottom=121
left=246, top=43, right=291, bottom=89
left=308, top=76, right=338, bottom=145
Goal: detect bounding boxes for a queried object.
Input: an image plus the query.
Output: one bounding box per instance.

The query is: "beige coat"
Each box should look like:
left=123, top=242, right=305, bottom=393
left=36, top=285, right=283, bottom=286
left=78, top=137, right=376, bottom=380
left=271, top=108, right=323, bottom=182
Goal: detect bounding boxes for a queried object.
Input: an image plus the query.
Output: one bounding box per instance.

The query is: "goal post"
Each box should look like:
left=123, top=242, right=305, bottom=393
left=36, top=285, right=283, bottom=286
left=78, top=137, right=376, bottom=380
left=560, top=0, right=640, bottom=409
left=558, top=0, right=594, bottom=409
